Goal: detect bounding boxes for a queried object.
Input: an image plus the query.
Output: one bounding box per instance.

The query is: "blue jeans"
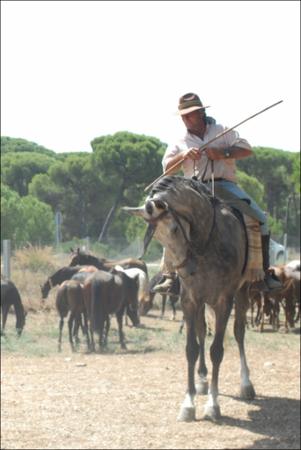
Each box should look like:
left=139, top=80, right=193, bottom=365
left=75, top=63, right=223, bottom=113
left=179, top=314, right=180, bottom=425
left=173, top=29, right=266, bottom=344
left=206, top=179, right=269, bottom=235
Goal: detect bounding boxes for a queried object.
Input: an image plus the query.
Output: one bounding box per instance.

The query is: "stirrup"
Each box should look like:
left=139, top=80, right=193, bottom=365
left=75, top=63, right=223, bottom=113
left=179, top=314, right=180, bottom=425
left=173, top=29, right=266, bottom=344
left=264, top=273, right=283, bottom=292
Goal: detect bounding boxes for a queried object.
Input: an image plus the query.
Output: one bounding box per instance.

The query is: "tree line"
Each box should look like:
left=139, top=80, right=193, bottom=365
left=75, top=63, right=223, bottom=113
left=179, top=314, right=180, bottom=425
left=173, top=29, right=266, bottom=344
left=1, top=134, right=300, bottom=251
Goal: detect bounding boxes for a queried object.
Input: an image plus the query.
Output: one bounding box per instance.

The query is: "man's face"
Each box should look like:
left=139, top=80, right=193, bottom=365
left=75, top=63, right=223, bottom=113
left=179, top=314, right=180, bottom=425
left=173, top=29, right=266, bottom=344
left=181, top=109, right=205, bottom=133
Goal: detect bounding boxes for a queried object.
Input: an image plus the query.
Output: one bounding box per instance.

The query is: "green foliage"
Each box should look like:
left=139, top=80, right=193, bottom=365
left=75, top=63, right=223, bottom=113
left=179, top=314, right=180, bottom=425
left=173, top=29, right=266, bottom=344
left=237, top=147, right=299, bottom=239
left=291, top=152, right=300, bottom=193
left=1, top=152, right=56, bottom=196
left=90, top=131, right=166, bottom=241
left=1, top=134, right=299, bottom=251
left=1, top=184, right=55, bottom=246
left=1, top=136, right=56, bottom=157
left=236, top=170, right=266, bottom=209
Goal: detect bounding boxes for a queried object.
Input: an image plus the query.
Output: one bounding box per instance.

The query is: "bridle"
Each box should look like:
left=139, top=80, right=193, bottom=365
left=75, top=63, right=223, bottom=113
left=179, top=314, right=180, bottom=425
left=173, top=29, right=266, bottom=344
left=170, top=199, right=217, bottom=271
left=144, top=196, right=217, bottom=274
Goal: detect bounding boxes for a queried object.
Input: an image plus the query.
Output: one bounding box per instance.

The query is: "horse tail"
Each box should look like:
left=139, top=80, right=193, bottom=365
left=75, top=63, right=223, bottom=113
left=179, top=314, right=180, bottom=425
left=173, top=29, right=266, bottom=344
left=13, top=286, right=26, bottom=335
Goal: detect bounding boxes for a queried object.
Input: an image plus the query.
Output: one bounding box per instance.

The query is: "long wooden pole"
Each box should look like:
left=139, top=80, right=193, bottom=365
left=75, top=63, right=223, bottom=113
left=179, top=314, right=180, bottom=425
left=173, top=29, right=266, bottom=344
left=144, top=100, right=283, bottom=192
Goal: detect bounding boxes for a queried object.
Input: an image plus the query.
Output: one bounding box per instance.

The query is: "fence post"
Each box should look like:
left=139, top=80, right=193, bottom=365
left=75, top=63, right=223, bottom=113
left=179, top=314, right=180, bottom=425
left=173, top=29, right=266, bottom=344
left=55, top=211, right=62, bottom=247
left=3, top=239, right=11, bottom=280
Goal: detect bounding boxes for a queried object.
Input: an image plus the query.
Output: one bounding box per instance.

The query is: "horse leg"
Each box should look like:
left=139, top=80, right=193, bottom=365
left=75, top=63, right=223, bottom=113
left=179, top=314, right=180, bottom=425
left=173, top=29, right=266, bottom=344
left=73, top=315, right=81, bottom=347
left=58, top=317, right=64, bottom=352
left=204, top=297, right=233, bottom=421
left=177, top=310, right=199, bottom=422
left=68, top=313, right=76, bottom=352
left=103, top=315, right=110, bottom=346
left=170, top=296, right=177, bottom=321
left=234, top=286, right=256, bottom=400
left=259, top=292, right=265, bottom=332
left=82, top=310, right=91, bottom=351
left=161, top=294, right=167, bottom=318
left=1, top=304, right=10, bottom=336
left=195, top=305, right=208, bottom=395
left=98, top=316, right=106, bottom=350
left=116, top=310, right=126, bottom=350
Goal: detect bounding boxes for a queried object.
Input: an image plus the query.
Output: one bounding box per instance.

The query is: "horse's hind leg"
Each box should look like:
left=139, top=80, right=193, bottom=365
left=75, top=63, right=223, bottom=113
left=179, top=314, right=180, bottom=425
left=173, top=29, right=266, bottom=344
left=116, top=310, right=126, bottom=350
left=161, top=294, right=167, bottom=318
left=68, top=314, right=76, bottom=352
left=103, top=315, right=110, bottom=347
left=170, top=295, right=177, bottom=321
left=82, top=311, right=91, bottom=351
left=204, top=296, right=233, bottom=421
left=1, top=304, right=10, bottom=336
left=234, top=286, right=256, bottom=400
left=73, top=316, right=81, bottom=348
left=58, top=317, right=64, bottom=352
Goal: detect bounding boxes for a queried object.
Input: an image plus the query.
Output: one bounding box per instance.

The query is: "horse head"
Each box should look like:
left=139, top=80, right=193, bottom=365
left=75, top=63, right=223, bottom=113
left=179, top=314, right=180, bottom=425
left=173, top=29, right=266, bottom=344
left=123, top=176, right=209, bottom=277
left=40, top=280, right=51, bottom=299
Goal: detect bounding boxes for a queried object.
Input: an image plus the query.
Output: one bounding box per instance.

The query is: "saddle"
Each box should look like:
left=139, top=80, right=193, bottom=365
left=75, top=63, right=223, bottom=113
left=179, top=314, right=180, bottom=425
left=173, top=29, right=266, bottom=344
left=242, top=215, right=265, bottom=282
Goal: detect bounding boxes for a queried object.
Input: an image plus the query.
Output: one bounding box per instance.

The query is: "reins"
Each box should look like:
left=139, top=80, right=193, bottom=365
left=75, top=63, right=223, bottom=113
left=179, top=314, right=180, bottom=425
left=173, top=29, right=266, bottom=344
left=166, top=196, right=217, bottom=271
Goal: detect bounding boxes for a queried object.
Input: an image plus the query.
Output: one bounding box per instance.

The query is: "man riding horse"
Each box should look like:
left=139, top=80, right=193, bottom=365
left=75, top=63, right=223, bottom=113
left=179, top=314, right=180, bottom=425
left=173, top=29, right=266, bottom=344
left=152, top=92, right=282, bottom=293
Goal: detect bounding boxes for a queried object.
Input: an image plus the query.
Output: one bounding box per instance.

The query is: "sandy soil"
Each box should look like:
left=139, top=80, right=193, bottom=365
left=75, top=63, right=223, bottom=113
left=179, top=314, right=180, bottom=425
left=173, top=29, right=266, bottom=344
left=1, top=312, right=300, bottom=450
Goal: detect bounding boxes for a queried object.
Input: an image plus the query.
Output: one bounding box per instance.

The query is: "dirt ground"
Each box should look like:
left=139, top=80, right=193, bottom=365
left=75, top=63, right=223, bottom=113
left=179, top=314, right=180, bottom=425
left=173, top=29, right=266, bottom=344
left=1, top=311, right=300, bottom=450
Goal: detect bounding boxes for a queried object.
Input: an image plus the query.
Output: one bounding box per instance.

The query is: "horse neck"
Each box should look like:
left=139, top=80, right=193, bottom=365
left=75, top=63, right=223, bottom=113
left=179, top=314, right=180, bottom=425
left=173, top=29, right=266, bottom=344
left=52, top=267, right=79, bottom=285
left=83, top=256, right=103, bottom=269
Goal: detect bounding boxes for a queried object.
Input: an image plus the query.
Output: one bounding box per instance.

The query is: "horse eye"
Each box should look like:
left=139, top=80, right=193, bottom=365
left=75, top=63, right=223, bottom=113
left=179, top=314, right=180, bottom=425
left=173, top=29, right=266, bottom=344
left=171, top=224, right=178, bottom=234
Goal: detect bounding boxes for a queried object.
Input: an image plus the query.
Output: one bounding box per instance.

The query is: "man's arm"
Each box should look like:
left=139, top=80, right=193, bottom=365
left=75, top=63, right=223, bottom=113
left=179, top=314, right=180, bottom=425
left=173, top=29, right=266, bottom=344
left=205, top=145, right=253, bottom=160
left=164, top=147, right=201, bottom=174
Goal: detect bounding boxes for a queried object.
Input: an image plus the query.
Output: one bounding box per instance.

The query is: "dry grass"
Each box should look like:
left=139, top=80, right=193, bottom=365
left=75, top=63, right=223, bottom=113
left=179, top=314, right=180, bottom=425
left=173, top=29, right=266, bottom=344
left=1, top=310, right=300, bottom=450
left=1, top=250, right=300, bottom=449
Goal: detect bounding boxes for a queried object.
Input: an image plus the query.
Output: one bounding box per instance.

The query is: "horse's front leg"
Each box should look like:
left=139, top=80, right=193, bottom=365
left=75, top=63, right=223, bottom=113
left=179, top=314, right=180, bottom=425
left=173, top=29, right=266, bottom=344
left=205, top=296, right=233, bottom=421
left=177, top=312, right=199, bottom=422
left=196, top=305, right=208, bottom=395
left=234, top=286, right=256, bottom=400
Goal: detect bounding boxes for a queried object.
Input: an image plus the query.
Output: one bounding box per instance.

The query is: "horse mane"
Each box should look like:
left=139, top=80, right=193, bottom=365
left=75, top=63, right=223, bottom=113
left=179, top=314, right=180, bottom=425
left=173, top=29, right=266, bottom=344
left=50, top=266, right=83, bottom=284
left=150, top=175, right=214, bottom=201
left=69, top=252, right=105, bottom=269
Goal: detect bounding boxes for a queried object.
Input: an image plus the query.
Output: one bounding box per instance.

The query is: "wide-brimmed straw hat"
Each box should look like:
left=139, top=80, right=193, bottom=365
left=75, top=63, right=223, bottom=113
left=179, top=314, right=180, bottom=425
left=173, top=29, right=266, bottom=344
left=177, top=93, right=210, bottom=115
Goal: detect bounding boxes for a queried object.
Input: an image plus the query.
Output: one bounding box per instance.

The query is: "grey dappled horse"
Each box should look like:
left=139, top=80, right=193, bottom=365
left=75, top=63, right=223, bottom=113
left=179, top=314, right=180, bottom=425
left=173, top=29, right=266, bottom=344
left=124, top=175, right=256, bottom=422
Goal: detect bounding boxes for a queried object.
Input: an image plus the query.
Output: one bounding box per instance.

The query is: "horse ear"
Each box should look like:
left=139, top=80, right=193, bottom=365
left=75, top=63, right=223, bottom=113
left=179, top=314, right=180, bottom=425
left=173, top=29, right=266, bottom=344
left=70, top=247, right=74, bottom=253
left=77, top=247, right=80, bottom=254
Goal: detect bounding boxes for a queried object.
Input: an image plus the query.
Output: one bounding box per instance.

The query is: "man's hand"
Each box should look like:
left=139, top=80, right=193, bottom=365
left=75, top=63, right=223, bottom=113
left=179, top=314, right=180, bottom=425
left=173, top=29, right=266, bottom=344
left=183, top=147, right=201, bottom=160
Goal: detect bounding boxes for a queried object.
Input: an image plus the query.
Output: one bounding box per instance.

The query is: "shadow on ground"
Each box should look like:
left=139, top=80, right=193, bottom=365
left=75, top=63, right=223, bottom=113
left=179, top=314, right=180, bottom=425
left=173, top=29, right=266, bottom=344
left=218, top=394, right=300, bottom=449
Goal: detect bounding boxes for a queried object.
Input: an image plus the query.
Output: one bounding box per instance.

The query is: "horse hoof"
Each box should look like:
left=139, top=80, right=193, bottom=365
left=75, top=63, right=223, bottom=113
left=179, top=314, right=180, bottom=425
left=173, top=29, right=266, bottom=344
left=240, top=384, right=256, bottom=400
left=196, top=380, right=208, bottom=395
left=203, top=404, right=221, bottom=421
left=177, top=406, right=196, bottom=422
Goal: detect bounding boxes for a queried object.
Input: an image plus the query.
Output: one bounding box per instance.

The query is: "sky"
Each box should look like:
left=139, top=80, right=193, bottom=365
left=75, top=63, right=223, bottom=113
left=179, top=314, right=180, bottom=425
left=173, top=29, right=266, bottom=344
left=1, top=1, right=300, bottom=153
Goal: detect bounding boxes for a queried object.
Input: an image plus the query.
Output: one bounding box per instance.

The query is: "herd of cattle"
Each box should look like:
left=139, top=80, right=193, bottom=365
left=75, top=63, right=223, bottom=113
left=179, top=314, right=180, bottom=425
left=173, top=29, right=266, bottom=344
left=1, top=248, right=300, bottom=351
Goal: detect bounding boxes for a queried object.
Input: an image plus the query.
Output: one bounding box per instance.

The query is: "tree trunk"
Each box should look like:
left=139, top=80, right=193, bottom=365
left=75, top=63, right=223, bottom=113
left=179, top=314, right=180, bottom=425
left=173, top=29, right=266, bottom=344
left=98, top=186, right=124, bottom=242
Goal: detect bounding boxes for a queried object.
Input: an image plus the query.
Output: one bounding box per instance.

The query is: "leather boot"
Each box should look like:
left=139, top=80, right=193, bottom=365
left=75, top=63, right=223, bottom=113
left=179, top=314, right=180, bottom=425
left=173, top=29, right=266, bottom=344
left=152, top=273, right=176, bottom=293
left=261, top=234, right=283, bottom=291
